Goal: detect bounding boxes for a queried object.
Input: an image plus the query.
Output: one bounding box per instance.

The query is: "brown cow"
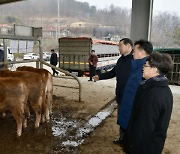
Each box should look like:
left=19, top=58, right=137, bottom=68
left=0, top=70, right=45, bottom=128
left=0, top=77, right=28, bottom=136
left=17, top=66, right=53, bottom=122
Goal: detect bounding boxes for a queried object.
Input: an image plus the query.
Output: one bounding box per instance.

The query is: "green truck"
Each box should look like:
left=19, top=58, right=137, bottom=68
left=58, top=37, right=120, bottom=76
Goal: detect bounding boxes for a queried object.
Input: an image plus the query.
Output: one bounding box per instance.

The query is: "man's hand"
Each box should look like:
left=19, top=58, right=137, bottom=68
left=93, top=75, right=99, bottom=81
left=90, top=62, right=93, bottom=65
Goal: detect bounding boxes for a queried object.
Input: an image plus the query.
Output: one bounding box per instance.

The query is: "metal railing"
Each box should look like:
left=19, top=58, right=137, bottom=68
left=0, top=59, right=82, bottom=102
left=0, top=34, right=82, bottom=102
left=41, top=61, right=82, bottom=102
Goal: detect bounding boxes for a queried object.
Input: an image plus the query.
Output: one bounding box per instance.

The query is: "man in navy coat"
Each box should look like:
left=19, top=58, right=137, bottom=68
left=118, top=40, right=153, bottom=141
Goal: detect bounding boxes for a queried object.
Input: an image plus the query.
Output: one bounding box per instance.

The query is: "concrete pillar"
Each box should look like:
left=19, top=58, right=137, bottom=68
left=131, top=0, right=153, bottom=42
left=3, top=39, right=8, bottom=68
left=39, top=39, right=43, bottom=68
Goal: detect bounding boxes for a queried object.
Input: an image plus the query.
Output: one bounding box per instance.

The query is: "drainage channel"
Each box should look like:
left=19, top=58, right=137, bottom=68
left=51, top=99, right=117, bottom=153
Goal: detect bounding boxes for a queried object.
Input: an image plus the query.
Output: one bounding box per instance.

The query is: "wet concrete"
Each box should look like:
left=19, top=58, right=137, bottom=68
left=0, top=97, right=116, bottom=154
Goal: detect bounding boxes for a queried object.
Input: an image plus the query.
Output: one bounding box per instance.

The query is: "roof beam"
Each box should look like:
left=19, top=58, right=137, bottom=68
left=0, top=0, right=24, bottom=5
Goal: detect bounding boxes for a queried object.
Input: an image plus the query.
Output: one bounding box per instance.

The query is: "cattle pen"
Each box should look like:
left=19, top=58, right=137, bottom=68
left=0, top=27, right=180, bottom=153
left=0, top=32, right=82, bottom=102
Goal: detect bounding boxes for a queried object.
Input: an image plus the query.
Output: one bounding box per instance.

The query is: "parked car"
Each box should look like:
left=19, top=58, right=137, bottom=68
left=43, top=52, right=51, bottom=61
left=23, top=53, right=39, bottom=60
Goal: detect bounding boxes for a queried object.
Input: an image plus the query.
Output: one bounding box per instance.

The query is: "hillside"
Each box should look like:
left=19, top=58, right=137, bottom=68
left=0, top=0, right=179, bottom=47
left=0, top=0, right=131, bottom=38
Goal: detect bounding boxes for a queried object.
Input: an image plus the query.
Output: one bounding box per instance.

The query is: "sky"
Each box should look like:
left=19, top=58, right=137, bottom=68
left=76, top=0, right=180, bottom=17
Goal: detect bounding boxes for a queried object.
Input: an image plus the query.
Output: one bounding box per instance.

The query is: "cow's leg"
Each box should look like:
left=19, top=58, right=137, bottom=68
left=23, top=118, right=27, bottom=128
left=48, top=90, right=53, bottom=115
left=33, top=96, right=42, bottom=128
left=45, top=92, right=51, bottom=122
left=41, top=91, right=47, bottom=123
left=23, top=102, right=29, bottom=128
left=41, top=107, right=46, bottom=123
left=45, top=102, right=50, bottom=123
left=26, top=104, right=31, bottom=118
left=11, top=107, right=24, bottom=137
left=35, top=108, right=41, bottom=128
left=32, top=105, right=41, bottom=128
left=17, top=118, right=23, bottom=137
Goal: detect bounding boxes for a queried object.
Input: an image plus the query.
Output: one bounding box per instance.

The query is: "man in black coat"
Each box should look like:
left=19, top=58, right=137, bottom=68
left=93, top=38, right=133, bottom=143
left=50, top=49, right=59, bottom=76
left=123, top=53, right=173, bottom=154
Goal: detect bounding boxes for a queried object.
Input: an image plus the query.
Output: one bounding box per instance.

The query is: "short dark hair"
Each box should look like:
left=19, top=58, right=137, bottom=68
left=91, top=50, right=95, bottom=52
left=51, top=49, right=55, bottom=52
left=134, top=39, right=153, bottom=55
left=147, top=52, right=173, bottom=74
left=120, top=38, right=133, bottom=47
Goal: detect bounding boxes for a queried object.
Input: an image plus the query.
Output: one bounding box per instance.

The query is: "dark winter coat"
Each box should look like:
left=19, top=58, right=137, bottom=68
left=50, top=52, right=58, bottom=66
left=123, top=76, right=173, bottom=154
left=99, top=52, right=133, bottom=104
left=118, top=57, right=147, bottom=129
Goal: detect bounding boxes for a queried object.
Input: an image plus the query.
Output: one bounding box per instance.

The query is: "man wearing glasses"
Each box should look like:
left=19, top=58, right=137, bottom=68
left=123, top=52, right=173, bottom=154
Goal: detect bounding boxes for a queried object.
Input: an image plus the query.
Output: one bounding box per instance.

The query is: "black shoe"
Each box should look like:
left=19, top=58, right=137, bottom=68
left=113, top=137, right=124, bottom=145
left=56, top=72, right=59, bottom=76
left=88, top=79, right=92, bottom=81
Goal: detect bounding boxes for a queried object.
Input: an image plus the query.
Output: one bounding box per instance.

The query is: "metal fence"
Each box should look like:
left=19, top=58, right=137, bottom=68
left=167, top=54, right=180, bottom=85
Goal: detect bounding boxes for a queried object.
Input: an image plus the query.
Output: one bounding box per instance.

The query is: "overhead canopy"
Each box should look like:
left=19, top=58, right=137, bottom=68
left=0, top=0, right=24, bottom=5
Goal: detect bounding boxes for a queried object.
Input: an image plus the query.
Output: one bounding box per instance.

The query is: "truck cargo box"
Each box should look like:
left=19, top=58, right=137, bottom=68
left=58, top=37, right=119, bottom=76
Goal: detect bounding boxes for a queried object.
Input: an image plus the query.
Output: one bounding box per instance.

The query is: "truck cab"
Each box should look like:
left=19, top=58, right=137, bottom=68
left=7, top=47, right=14, bottom=61
left=0, top=46, right=15, bottom=61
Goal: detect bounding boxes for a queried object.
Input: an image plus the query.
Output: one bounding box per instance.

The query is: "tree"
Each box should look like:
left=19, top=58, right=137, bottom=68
left=173, top=27, right=180, bottom=45
left=151, top=12, right=180, bottom=47
left=6, top=16, right=16, bottom=23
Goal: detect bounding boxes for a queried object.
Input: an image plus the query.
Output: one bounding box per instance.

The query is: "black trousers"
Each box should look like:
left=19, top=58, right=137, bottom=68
left=116, top=97, right=125, bottom=138
left=89, top=65, right=96, bottom=80
left=52, top=64, right=58, bottom=76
